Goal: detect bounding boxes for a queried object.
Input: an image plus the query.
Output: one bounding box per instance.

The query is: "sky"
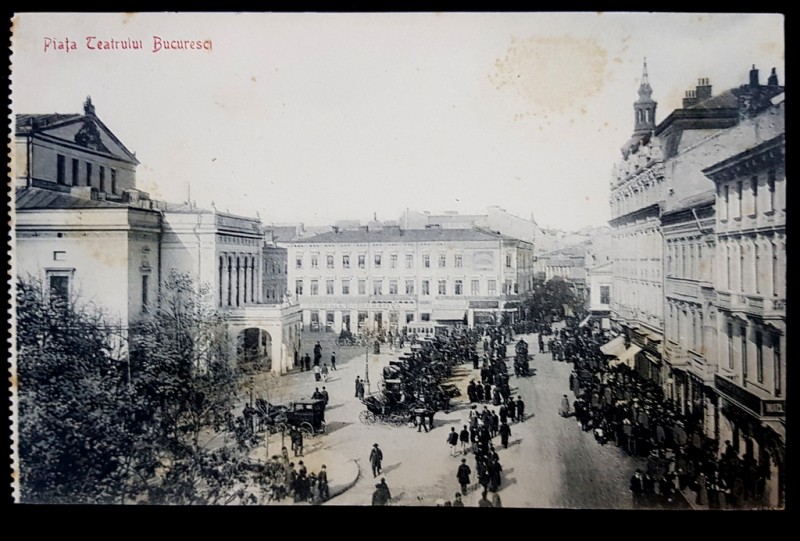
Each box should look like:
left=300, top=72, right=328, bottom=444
left=10, top=12, right=785, bottom=231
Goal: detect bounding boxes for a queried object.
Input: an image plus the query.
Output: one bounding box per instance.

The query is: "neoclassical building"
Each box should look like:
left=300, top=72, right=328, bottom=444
left=286, top=225, right=534, bottom=333
left=14, top=98, right=301, bottom=374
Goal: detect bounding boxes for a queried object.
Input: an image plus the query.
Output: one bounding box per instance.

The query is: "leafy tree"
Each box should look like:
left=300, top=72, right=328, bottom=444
left=16, top=279, right=145, bottom=503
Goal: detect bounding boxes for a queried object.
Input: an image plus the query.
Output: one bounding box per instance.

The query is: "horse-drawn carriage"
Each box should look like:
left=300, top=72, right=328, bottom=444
left=359, top=393, right=414, bottom=426
left=272, top=399, right=327, bottom=436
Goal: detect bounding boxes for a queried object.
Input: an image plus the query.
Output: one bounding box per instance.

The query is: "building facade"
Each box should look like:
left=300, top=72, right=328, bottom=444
left=702, top=98, right=785, bottom=507
left=287, top=226, right=534, bottom=333
left=586, top=260, right=613, bottom=318
left=14, top=98, right=301, bottom=374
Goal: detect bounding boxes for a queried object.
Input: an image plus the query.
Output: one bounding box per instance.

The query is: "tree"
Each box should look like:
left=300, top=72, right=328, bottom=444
left=16, top=279, right=144, bottom=503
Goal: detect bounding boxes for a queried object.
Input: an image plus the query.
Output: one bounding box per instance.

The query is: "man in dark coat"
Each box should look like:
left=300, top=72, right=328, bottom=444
left=491, top=411, right=500, bottom=438
left=475, top=384, right=484, bottom=403
left=370, top=443, right=383, bottom=477
left=330, top=352, right=337, bottom=370
left=489, top=459, right=503, bottom=492
left=447, top=427, right=460, bottom=456
left=483, top=382, right=492, bottom=404
left=499, top=403, right=508, bottom=425
left=515, top=396, right=525, bottom=422
left=318, top=465, right=329, bottom=501
left=459, top=425, right=470, bottom=455
left=499, top=421, right=511, bottom=449
left=467, top=380, right=477, bottom=403
left=321, top=386, right=329, bottom=407
left=457, top=458, right=472, bottom=495
left=304, top=354, right=312, bottom=372
left=507, top=398, right=517, bottom=422
left=355, top=376, right=361, bottom=397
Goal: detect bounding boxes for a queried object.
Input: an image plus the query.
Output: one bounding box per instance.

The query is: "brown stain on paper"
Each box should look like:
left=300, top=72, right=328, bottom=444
left=490, top=35, right=609, bottom=116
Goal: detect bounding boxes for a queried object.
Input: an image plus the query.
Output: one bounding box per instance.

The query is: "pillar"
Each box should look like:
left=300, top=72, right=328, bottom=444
left=334, top=310, right=343, bottom=333
left=467, top=308, right=475, bottom=328
left=350, top=309, right=359, bottom=333
left=319, top=309, right=327, bottom=331
left=302, top=309, right=311, bottom=330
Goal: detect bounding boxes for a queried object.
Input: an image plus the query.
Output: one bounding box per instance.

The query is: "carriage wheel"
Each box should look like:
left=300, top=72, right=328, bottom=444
left=359, top=411, right=375, bottom=425
left=300, top=422, right=314, bottom=437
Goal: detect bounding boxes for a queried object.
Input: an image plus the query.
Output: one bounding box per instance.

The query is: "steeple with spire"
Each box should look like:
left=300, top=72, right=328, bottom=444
left=632, top=58, right=657, bottom=137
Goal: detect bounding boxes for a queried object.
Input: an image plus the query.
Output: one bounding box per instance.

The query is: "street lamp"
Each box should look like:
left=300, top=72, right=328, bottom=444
left=364, top=330, right=372, bottom=396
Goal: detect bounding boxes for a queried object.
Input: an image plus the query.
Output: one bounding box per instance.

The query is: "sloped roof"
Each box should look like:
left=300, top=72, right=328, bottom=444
left=16, top=187, right=128, bottom=210
left=16, top=114, right=81, bottom=132
left=291, top=227, right=518, bottom=244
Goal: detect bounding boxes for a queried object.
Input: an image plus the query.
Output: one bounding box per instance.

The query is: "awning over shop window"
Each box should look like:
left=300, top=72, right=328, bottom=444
left=432, top=310, right=466, bottom=321
left=609, top=345, right=642, bottom=368
left=600, top=335, right=626, bottom=357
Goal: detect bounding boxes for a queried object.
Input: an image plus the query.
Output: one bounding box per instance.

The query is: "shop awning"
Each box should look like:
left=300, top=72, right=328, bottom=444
left=600, top=335, right=626, bottom=357
left=578, top=315, right=592, bottom=328
left=432, top=310, right=466, bottom=321
left=609, top=345, right=642, bottom=368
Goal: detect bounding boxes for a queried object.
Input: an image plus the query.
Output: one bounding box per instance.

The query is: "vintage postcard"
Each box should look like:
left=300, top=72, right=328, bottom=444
left=8, top=12, right=785, bottom=508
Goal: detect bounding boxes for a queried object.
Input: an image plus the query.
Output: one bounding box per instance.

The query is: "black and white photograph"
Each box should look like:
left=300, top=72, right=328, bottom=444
left=8, top=12, right=786, bottom=508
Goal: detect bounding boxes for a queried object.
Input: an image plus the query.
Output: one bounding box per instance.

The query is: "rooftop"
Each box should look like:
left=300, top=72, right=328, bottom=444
left=16, top=187, right=130, bottom=210
left=291, top=227, right=522, bottom=244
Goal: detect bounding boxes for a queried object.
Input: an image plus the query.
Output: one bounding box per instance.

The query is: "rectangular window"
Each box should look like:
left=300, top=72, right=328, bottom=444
left=310, top=280, right=319, bottom=296
left=505, top=280, right=513, bottom=294
left=423, top=254, right=430, bottom=268
left=342, top=279, right=350, bottom=295
left=311, top=254, right=319, bottom=269
left=49, top=274, right=70, bottom=305
left=600, top=285, right=611, bottom=305
left=141, top=274, right=149, bottom=313
left=389, top=280, right=398, bottom=295
left=99, top=166, right=106, bottom=192
left=406, top=312, right=414, bottom=324
left=741, top=326, right=748, bottom=381
left=53, top=251, right=66, bottom=261
left=455, top=254, right=463, bottom=268
left=471, top=279, right=480, bottom=295
left=295, top=256, right=303, bottom=269
left=390, top=254, right=397, bottom=269
left=774, top=336, right=782, bottom=397
left=422, top=280, right=430, bottom=295
left=358, top=254, right=366, bottom=269
left=751, top=176, right=758, bottom=215
left=326, top=280, right=334, bottom=295
left=406, top=254, right=413, bottom=268
left=373, top=280, right=383, bottom=295
left=767, top=170, right=776, bottom=212
left=56, top=154, right=66, bottom=185
left=374, top=254, right=382, bottom=268
left=110, top=169, right=117, bottom=194
left=421, top=313, right=431, bottom=322
left=86, top=162, right=93, bottom=187
left=342, top=254, right=350, bottom=269
left=736, top=180, right=743, bottom=218
left=358, top=279, right=366, bottom=295
left=488, top=280, right=497, bottom=296
left=506, top=253, right=512, bottom=268
left=439, top=254, right=446, bottom=268
left=327, top=255, right=334, bottom=269
left=454, top=280, right=463, bottom=295
left=71, top=158, right=79, bottom=185
left=772, top=243, right=779, bottom=297
left=727, top=323, right=734, bottom=369
left=756, top=331, right=763, bottom=383
left=405, top=280, right=414, bottom=295
left=438, top=279, right=447, bottom=295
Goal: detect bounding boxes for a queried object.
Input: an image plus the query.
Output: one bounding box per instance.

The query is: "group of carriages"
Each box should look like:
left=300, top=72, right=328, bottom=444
left=243, top=397, right=327, bottom=437
left=359, top=332, right=472, bottom=427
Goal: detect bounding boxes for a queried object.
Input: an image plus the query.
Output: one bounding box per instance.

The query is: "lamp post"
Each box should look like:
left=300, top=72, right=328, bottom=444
left=364, top=331, right=371, bottom=396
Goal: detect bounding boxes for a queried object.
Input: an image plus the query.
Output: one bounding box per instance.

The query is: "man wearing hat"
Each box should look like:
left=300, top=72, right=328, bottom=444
left=369, top=443, right=383, bottom=478
left=457, top=458, right=472, bottom=496
left=318, top=465, right=329, bottom=501
left=452, top=492, right=464, bottom=507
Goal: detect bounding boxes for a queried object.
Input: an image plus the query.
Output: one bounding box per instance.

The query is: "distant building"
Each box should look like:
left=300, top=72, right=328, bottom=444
left=534, top=244, right=589, bottom=299
left=586, top=260, right=613, bottom=318
left=287, top=226, right=534, bottom=332
left=14, top=98, right=301, bottom=374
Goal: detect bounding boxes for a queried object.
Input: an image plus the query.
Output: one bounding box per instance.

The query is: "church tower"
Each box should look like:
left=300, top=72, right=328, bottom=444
left=632, top=58, right=657, bottom=137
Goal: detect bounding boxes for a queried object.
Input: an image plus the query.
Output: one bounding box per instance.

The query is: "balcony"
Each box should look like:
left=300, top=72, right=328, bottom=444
left=715, top=291, right=784, bottom=319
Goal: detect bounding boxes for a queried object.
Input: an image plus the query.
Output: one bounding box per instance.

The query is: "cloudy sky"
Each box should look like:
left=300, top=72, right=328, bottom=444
left=11, top=12, right=784, bottom=230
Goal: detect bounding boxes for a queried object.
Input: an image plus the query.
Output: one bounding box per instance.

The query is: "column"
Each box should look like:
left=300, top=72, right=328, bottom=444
left=225, top=255, right=232, bottom=306
left=302, top=309, right=311, bottom=330
left=333, top=310, right=343, bottom=334
left=319, top=309, right=327, bottom=332
left=350, top=310, right=359, bottom=333
left=220, top=254, right=228, bottom=306
left=467, top=308, right=475, bottom=328
left=242, top=256, right=249, bottom=305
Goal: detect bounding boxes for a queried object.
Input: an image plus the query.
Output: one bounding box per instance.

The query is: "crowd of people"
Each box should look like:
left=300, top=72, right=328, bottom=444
left=553, top=321, right=772, bottom=509
left=262, top=447, right=330, bottom=505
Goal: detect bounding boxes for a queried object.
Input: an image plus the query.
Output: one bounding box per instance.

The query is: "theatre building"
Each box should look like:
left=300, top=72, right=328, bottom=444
left=287, top=225, right=534, bottom=333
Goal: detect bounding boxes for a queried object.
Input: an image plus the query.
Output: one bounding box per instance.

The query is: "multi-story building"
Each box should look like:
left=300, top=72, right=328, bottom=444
left=287, top=225, right=534, bottom=333
left=262, top=231, right=288, bottom=304
left=586, top=260, right=613, bottom=320
left=14, top=98, right=301, bottom=374
left=702, top=93, right=785, bottom=508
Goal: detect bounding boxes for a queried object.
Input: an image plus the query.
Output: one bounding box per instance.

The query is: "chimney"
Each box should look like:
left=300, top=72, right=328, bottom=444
left=749, top=65, right=760, bottom=88
left=695, top=78, right=712, bottom=100
left=682, top=89, right=698, bottom=108
left=768, top=67, right=779, bottom=86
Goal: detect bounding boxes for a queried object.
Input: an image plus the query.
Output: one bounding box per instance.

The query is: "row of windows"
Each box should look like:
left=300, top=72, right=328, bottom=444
left=295, top=252, right=516, bottom=270
left=719, top=236, right=783, bottom=297
left=719, top=170, right=778, bottom=221
left=56, top=154, right=118, bottom=193
left=295, top=278, right=506, bottom=297
left=725, top=322, right=781, bottom=397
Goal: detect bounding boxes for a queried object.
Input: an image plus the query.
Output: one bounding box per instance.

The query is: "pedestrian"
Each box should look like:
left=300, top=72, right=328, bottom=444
left=321, top=363, right=329, bottom=382
left=499, top=403, right=508, bottom=425
left=507, top=398, right=517, bottom=422
left=355, top=376, right=361, bottom=398
left=304, top=354, right=311, bottom=372
left=470, top=425, right=479, bottom=454
left=453, top=492, right=464, bottom=507
left=483, top=382, right=492, bottom=404
left=457, top=458, right=472, bottom=495
left=475, top=383, right=484, bottom=403
left=370, top=443, right=383, bottom=477
left=447, top=427, right=459, bottom=456
left=516, top=396, right=525, bottom=422
left=313, top=363, right=321, bottom=381
left=321, top=386, right=329, bottom=407
left=630, top=468, right=645, bottom=508
left=427, top=409, right=435, bottom=431
left=459, top=425, right=470, bottom=455
left=489, top=460, right=502, bottom=492
left=478, top=490, right=493, bottom=507
left=318, top=465, right=330, bottom=502
left=331, top=352, right=337, bottom=370
left=499, top=421, right=511, bottom=449
left=294, top=428, right=304, bottom=457
left=417, top=409, right=429, bottom=433
left=559, top=394, right=571, bottom=417
left=372, top=483, right=389, bottom=506
left=491, top=411, right=500, bottom=438
left=312, top=387, right=322, bottom=400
